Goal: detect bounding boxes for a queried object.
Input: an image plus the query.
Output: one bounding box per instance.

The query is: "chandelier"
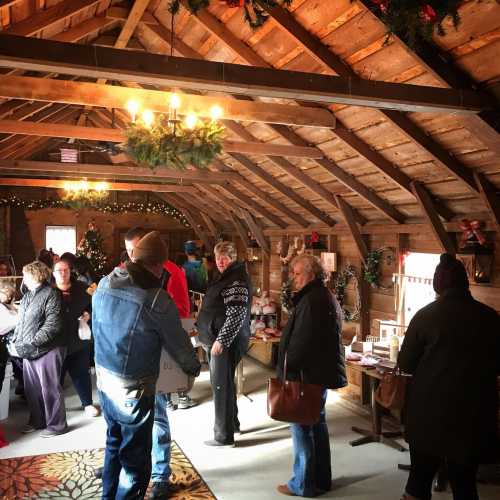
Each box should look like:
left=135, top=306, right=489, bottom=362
left=62, top=179, right=110, bottom=206
left=124, top=93, right=225, bottom=171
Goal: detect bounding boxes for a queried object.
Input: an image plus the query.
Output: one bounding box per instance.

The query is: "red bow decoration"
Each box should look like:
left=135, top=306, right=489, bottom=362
left=310, top=231, right=320, bottom=244
left=420, top=4, right=437, bottom=23
left=459, top=219, right=487, bottom=248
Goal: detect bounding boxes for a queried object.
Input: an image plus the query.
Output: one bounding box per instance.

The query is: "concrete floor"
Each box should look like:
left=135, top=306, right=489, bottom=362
left=1, top=358, right=499, bottom=499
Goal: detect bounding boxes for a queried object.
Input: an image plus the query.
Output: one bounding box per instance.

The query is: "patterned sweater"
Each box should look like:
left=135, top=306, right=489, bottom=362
left=216, top=280, right=249, bottom=348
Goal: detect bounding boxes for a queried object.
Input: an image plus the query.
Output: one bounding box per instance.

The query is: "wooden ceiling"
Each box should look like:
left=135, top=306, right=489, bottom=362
left=0, top=0, right=499, bottom=256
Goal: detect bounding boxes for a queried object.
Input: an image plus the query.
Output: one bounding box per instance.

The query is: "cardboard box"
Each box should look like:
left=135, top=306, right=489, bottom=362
left=156, top=320, right=194, bottom=394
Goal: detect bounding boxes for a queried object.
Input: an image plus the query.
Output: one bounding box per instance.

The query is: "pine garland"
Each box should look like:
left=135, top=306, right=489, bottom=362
left=363, top=247, right=394, bottom=289
left=0, top=195, right=190, bottom=227
left=365, top=0, right=463, bottom=47
left=126, top=116, right=224, bottom=171
left=169, top=0, right=292, bottom=29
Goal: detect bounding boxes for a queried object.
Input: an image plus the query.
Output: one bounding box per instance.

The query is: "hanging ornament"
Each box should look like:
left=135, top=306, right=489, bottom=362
left=420, top=3, right=437, bottom=23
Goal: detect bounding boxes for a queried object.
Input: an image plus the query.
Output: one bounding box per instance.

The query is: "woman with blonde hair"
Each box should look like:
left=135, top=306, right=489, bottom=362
left=11, top=260, right=67, bottom=437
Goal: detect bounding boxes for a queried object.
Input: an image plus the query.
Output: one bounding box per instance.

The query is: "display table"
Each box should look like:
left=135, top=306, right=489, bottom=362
left=236, top=336, right=280, bottom=399
left=346, top=360, right=406, bottom=452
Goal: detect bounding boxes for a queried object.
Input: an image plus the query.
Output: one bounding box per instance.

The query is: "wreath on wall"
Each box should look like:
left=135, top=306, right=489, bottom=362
left=169, top=0, right=292, bottom=29
left=365, top=0, right=464, bottom=47
left=333, top=265, right=361, bottom=322
left=363, top=247, right=395, bottom=290
left=280, top=278, right=294, bottom=313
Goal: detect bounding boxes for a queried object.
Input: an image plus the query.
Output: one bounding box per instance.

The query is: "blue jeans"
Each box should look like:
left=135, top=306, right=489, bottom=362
left=151, top=393, right=172, bottom=484
left=288, top=389, right=331, bottom=497
left=99, top=389, right=154, bottom=500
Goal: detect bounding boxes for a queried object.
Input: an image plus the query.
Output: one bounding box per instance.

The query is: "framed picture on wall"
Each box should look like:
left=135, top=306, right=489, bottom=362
left=320, top=252, right=337, bottom=273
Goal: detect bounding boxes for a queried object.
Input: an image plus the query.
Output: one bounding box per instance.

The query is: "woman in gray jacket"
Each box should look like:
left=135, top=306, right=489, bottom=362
left=12, top=260, right=67, bottom=437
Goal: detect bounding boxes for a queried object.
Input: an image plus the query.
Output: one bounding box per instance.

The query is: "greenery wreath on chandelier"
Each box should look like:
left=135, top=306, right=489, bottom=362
left=126, top=114, right=224, bottom=171
left=363, top=247, right=395, bottom=290
left=333, top=265, right=361, bottom=322
left=365, top=0, right=464, bottom=47
left=169, top=0, right=292, bottom=29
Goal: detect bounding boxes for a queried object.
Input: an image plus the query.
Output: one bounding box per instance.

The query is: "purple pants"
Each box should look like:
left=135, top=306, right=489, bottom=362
left=23, top=347, right=67, bottom=432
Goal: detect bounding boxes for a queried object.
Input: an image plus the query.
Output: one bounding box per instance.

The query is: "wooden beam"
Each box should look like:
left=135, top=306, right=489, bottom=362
left=179, top=207, right=213, bottom=252
left=163, top=192, right=230, bottom=226
left=0, top=119, right=325, bottom=158
left=411, top=182, right=456, bottom=255
left=255, top=2, right=477, bottom=211
left=4, top=0, right=101, bottom=37
left=0, top=178, right=196, bottom=193
left=0, top=35, right=490, bottom=113
left=51, top=17, right=117, bottom=43
left=106, top=6, right=159, bottom=26
left=474, top=173, right=500, bottom=235
left=241, top=209, right=270, bottom=256
left=0, top=75, right=335, bottom=129
left=114, top=0, right=151, bottom=50
left=200, top=212, right=218, bottom=239
left=334, top=195, right=368, bottom=264
left=0, top=160, right=240, bottom=184
left=229, top=152, right=337, bottom=227
left=216, top=182, right=288, bottom=229
left=229, top=212, right=250, bottom=247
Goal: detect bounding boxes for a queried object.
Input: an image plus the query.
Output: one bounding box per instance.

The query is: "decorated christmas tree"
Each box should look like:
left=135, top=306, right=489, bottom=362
left=76, top=222, right=108, bottom=278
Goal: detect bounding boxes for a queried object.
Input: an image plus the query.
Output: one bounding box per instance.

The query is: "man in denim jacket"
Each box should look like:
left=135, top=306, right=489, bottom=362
left=92, top=231, right=200, bottom=500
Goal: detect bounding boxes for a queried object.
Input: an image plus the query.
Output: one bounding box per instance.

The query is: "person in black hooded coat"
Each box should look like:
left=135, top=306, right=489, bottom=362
left=399, top=253, right=500, bottom=500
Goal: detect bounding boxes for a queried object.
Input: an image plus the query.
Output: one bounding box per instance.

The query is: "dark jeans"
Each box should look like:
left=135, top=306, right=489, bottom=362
left=11, top=356, right=24, bottom=389
left=99, top=388, right=155, bottom=500
left=23, top=347, right=67, bottom=432
left=406, top=446, right=479, bottom=500
left=61, top=346, right=93, bottom=407
left=288, top=389, right=331, bottom=497
left=205, top=344, right=240, bottom=444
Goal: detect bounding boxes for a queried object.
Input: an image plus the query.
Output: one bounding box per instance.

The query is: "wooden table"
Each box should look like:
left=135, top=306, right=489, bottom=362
left=347, top=360, right=407, bottom=452
left=236, top=336, right=280, bottom=400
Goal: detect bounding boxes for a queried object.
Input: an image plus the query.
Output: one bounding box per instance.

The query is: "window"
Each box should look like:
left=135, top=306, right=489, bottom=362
left=45, top=226, right=76, bottom=256
left=401, top=252, right=440, bottom=325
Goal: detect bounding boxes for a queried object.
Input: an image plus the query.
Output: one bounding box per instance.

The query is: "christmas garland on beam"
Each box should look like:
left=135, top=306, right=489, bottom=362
left=169, top=0, right=292, bottom=29
left=0, top=195, right=190, bottom=228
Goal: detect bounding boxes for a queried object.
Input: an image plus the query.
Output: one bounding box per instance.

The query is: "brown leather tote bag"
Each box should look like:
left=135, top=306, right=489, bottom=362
left=374, top=367, right=407, bottom=411
left=267, top=353, right=324, bottom=425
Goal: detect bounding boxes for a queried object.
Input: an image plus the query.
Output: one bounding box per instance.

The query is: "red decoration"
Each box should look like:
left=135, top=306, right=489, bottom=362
left=371, top=0, right=389, bottom=14
left=310, top=231, right=320, bottom=244
left=459, top=219, right=487, bottom=249
left=420, top=3, right=437, bottom=23
left=221, top=0, right=244, bottom=6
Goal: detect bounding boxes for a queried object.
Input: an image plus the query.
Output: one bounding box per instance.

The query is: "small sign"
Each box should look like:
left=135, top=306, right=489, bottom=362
left=321, top=252, right=337, bottom=272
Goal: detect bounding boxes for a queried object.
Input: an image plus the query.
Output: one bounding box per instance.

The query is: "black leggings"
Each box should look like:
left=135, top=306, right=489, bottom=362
left=406, top=446, right=478, bottom=500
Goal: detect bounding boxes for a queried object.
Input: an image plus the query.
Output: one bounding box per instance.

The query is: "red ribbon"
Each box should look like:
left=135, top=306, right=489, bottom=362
left=420, top=4, right=438, bottom=23
left=459, top=219, right=487, bottom=248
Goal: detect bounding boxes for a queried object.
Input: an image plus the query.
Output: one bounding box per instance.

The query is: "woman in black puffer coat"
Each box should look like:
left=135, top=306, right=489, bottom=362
left=12, top=261, right=67, bottom=437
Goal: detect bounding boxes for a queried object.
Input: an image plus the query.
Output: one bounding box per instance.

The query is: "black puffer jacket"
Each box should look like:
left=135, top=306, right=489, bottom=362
left=277, top=279, right=347, bottom=389
left=399, top=288, right=500, bottom=463
left=12, top=283, right=64, bottom=360
left=59, top=281, right=91, bottom=355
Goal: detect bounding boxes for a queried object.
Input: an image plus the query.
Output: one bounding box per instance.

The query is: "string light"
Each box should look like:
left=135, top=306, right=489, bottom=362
left=126, top=100, right=139, bottom=122
left=184, top=112, right=198, bottom=130
left=210, top=105, right=223, bottom=121
left=141, top=110, right=155, bottom=128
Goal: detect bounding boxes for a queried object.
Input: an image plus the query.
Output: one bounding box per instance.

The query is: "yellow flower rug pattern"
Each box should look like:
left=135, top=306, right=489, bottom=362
left=0, top=441, right=216, bottom=499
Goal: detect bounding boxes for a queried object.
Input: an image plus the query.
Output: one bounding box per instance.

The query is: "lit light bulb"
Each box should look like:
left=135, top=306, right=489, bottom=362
left=95, top=182, right=109, bottom=192
left=209, top=105, right=223, bottom=121
left=126, top=100, right=139, bottom=122
left=185, top=112, right=198, bottom=129
left=170, top=93, right=181, bottom=110
left=141, top=110, right=155, bottom=128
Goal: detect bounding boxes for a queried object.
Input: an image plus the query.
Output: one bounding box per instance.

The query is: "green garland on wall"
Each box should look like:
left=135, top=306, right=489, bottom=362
left=0, top=195, right=190, bottom=227
left=363, top=247, right=395, bottom=289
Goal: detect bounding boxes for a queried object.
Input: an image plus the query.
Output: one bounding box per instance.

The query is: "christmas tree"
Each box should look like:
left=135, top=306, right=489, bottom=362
left=76, top=222, right=108, bottom=278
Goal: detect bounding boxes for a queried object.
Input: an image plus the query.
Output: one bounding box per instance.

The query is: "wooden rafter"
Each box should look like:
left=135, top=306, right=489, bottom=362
left=163, top=192, right=230, bottom=226
left=411, top=182, right=456, bottom=255
left=474, top=173, right=500, bottom=235
left=228, top=152, right=337, bottom=227
left=0, top=75, right=335, bottom=129
left=200, top=212, right=219, bottom=239
left=0, top=35, right=490, bottom=114
left=257, top=2, right=490, bottom=199
left=334, top=195, right=368, bottom=264
left=229, top=212, right=250, bottom=247
left=0, top=177, right=197, bottom=193
left=180, top=207, right=213, bottom=252
left=240, top=208, right=270, bottom=256
left=0, top=160, right=240, bottom=184
left=51, top=17, right=117, bottom=44
left=4, top=0, right=101, bottom=37
left=0, top=119, right=325, bottom=158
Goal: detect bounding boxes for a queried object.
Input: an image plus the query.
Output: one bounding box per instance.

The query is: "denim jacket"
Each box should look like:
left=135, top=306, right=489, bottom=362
left=92, top=262, right=200, bottom=393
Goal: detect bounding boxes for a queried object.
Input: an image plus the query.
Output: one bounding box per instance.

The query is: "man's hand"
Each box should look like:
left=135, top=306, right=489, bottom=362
left=211, top=340, right=224, bottom=356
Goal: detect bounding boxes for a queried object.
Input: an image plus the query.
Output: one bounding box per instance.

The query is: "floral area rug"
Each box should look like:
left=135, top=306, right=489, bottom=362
left=0, top=441, right=216, bottom=499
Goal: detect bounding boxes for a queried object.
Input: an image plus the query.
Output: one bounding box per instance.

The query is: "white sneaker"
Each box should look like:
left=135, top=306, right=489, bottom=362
left=84, top=405, right=101, bottom=417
